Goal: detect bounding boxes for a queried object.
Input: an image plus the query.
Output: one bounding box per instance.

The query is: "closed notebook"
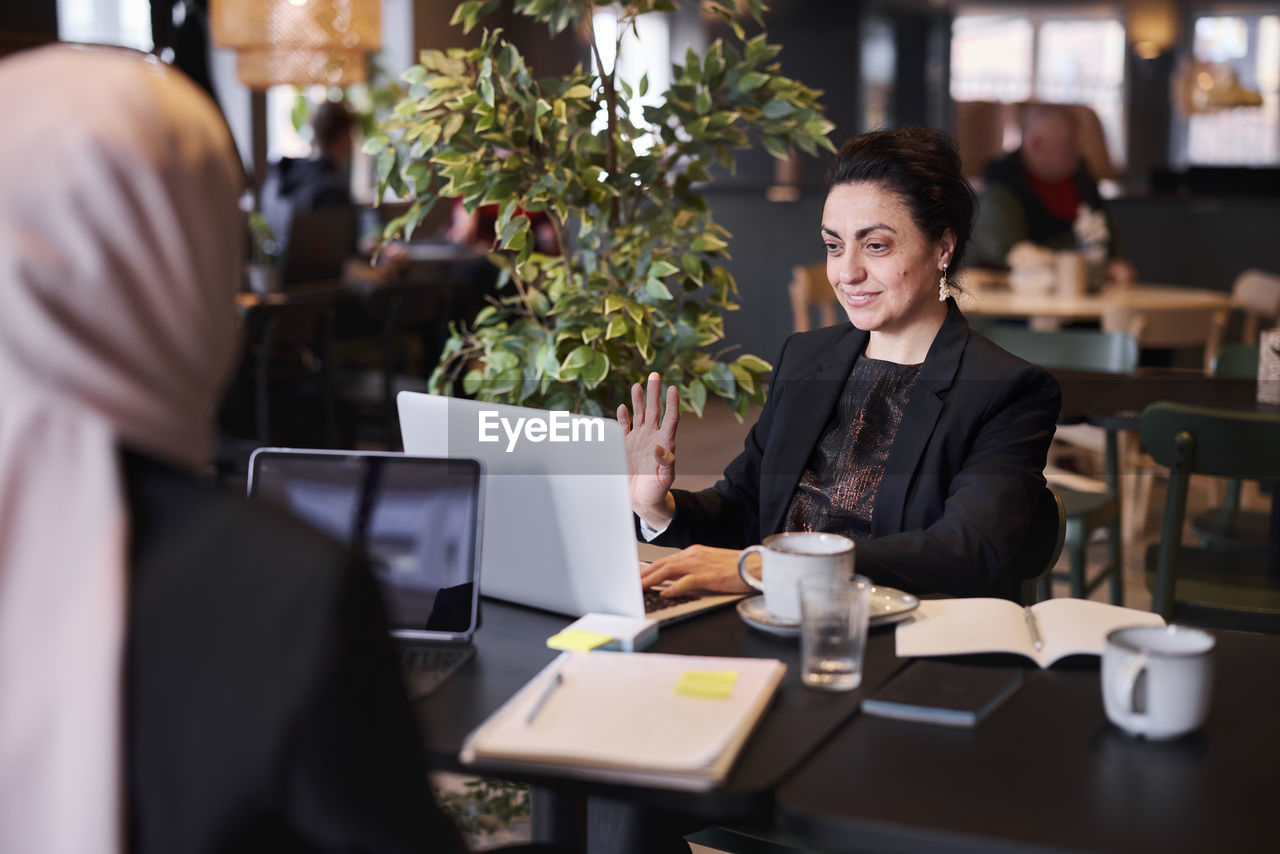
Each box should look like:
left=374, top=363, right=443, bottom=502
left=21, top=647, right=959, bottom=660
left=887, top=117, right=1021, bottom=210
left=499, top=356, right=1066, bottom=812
left=861, top=660, right=1024, bottom=727
left=459, top=651, right=786, bottom=791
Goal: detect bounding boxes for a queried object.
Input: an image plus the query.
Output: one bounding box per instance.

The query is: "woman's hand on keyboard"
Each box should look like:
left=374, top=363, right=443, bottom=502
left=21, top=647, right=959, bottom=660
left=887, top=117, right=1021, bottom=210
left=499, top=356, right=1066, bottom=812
left=640, top=545, right=754, bottom=597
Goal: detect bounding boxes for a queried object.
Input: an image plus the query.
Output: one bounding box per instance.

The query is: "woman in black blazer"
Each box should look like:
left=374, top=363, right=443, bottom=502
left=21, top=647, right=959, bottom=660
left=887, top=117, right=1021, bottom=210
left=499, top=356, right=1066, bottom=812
left=624, top=129, right=1061, bottom=597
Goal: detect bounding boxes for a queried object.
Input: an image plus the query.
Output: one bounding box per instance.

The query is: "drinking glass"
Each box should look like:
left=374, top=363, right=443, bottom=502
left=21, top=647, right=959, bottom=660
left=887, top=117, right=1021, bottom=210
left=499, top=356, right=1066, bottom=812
left=798, top=574, right=871, bottom=691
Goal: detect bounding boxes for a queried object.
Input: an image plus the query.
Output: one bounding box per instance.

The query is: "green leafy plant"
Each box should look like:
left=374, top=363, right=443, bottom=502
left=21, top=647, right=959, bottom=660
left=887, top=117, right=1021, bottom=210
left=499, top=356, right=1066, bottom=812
left=367, top=0, right=834, bottom=418
left=434, top=777, right=530, bottom=838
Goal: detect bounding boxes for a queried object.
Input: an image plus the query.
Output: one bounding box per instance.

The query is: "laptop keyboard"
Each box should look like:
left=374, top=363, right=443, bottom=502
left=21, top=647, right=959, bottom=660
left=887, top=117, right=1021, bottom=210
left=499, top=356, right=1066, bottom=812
left=399, top=644, right=475, bottom=700
left=643, top=587, right=703, bottom=613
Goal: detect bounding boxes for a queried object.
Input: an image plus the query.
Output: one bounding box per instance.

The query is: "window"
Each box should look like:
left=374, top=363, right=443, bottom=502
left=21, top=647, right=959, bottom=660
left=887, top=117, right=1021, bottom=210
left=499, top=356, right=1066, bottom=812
left=1183, top=14, right=1280, bottom=166
left=591, top=7, right=672, bottom=155
left=57, top=0, right=152, bottom=51
left=952, top=10, right=1127, bottom=167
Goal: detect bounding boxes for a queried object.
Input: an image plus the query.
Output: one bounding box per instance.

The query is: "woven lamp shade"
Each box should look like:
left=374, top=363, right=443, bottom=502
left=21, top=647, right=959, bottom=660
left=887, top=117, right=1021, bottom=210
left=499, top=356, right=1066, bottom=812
left=210, top=0, right=381, bottom=89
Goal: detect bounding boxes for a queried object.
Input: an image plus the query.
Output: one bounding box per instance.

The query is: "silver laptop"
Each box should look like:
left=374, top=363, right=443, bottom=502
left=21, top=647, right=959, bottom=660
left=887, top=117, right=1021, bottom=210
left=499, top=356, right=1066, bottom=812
left=247, top=448, right=483, bottom=698
left=396, top=391, right=742, bottom=622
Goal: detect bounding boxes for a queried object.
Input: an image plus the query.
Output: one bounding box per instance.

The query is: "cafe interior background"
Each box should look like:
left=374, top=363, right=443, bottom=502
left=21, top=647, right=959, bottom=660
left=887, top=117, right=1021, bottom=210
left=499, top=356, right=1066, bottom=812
left=4, top=0, right=1275, bottom=362
left=2, top=1, right=1278, bottom=846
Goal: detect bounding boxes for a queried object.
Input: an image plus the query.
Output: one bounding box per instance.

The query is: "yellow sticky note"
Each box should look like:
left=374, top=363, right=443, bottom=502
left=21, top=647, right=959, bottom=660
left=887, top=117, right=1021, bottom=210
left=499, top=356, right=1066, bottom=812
left=674, top=669, right=739, bottom=699
left=546, top=628, right=613, bottom=652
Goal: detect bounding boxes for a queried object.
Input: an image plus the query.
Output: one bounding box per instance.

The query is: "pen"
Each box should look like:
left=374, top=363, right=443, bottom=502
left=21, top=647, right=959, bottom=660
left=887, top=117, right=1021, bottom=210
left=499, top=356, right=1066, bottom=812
left=525, top=670, right=564, bottom=726
left=1023, top=606, right=1044, bottom=652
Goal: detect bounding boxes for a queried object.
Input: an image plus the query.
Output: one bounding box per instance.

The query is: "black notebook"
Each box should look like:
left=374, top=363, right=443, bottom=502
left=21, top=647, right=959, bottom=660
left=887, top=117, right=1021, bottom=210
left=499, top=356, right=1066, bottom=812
left=861, top=660, right=1024, bottom=728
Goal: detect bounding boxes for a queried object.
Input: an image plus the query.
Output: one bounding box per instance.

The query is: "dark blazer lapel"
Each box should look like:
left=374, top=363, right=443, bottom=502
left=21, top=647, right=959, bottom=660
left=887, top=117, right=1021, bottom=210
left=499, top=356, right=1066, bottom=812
left=873, top=300, right=969, bottom=535
left=760, top=326, right=867, bottom=536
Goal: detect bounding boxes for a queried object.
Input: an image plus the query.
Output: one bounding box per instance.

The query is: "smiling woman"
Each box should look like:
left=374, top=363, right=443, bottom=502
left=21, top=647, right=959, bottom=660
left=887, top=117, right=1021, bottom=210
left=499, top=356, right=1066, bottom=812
left=621, top=128, right=1062, bottom=599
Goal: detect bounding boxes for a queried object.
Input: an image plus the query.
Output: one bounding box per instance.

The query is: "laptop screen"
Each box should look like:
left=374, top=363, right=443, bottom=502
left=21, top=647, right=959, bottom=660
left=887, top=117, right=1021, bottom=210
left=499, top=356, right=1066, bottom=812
left=248, top=450, right=482, bottom=637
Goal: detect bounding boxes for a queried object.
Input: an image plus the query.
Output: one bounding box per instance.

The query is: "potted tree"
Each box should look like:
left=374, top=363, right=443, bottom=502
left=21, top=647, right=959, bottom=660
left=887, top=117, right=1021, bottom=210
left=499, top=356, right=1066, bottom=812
left=366, top=0, right=833, bottom=418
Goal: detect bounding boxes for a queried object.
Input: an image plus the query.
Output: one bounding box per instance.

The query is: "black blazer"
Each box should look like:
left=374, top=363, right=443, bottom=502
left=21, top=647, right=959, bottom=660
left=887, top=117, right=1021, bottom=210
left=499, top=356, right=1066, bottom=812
left=123, top=450, right=466, bottom=853
left=649, top=300, right=1061, bottom=596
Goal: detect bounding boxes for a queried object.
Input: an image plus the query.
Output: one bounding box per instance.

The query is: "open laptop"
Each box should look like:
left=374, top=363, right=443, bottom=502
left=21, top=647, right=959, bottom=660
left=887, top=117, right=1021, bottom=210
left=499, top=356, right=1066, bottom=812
left=279, top=206, right=357, bottom=288
left=247, top=448, right=483, bottom=699
left=396, top=391, right=744, bottom=623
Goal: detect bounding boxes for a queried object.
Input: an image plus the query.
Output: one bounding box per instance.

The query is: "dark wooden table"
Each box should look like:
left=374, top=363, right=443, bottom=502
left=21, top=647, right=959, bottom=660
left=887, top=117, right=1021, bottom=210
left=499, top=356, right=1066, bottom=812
left=775, top=628, right=1280, bottom=853
left=413, top=599, right=909, bottom=843
left=1052, top=367, right=1280, bottom=569
left=1052, top=367, right=1273, bottom=430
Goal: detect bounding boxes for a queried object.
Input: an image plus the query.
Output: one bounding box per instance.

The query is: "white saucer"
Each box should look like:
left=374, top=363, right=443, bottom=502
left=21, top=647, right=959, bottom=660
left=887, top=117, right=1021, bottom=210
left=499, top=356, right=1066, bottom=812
left=867, top=585, right=921, bottom=625
left=736, top=586, right=920, bottom=638
left=736, top=596, right=800, bottom=638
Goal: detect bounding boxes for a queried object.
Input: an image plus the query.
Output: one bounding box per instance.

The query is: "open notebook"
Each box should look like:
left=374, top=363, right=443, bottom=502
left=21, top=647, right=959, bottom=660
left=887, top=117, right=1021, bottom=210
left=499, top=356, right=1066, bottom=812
left=460, top=651, right=785, bottom=791
left=895, top=598, right=1166, bottom=668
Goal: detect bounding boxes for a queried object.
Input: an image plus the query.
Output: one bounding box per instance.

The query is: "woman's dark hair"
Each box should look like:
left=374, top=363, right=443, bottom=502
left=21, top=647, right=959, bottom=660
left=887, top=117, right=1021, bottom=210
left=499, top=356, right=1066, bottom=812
left=826, top=127, right=977, bottom=272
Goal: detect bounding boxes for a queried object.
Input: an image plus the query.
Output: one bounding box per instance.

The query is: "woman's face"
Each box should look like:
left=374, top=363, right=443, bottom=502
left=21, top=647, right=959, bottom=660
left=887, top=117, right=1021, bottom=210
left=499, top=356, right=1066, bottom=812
left=821, top=181, right=954, bottom=340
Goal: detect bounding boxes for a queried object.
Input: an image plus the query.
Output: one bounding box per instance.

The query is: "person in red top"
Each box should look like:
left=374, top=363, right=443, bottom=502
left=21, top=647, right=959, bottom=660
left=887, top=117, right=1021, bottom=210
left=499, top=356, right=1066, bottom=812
left=968, top=103, right=1135, bottom=283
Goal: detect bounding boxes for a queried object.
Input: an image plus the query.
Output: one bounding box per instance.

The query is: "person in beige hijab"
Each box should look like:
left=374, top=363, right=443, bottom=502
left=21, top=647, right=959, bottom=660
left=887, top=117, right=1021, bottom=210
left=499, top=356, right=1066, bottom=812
left=0, top=45, right=472, bottom=853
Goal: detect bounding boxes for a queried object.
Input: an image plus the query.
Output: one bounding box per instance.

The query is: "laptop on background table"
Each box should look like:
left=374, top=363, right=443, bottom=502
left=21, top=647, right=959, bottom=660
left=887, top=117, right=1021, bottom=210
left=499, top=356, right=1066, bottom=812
left=247, top=448, right=484, bottom=699
left=395, top=391, right=745, bottom=624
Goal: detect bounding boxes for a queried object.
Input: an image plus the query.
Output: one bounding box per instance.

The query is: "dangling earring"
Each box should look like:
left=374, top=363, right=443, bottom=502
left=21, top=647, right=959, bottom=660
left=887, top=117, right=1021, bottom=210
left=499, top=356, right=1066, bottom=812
left=938, top=264, right=951, bottom=302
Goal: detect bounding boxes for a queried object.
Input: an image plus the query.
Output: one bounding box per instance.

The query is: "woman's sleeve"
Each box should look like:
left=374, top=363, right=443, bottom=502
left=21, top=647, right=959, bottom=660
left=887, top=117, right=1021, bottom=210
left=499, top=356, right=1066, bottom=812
left=643, top=335, right=795, bottom=550
left=854, top=364, right=1062, bottom=596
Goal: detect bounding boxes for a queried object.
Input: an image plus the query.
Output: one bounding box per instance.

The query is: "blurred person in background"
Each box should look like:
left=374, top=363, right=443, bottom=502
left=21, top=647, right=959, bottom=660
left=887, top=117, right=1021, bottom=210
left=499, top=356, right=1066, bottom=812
left=968, top=103, right=1135, bottom=284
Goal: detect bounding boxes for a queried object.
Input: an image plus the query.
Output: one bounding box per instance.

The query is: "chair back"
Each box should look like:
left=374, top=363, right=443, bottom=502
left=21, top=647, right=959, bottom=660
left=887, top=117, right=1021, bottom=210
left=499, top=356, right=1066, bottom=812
left=953, top=100, right=1117, bottom=183
left=1140, top=403, right=1280, bottom=621
left=1212, top=343, right=1260, bottom=379
left=981, top=326, right=1138, bottom=374
left=788, top=262, right=839, bottom=333
left=1230, top=269, right=1280, bottom=344
left=236, top=299, right=339, bottom=444
left=1008, top=487, right=1066, bottom=604
left=1101, top=303, right=1228, bottom=374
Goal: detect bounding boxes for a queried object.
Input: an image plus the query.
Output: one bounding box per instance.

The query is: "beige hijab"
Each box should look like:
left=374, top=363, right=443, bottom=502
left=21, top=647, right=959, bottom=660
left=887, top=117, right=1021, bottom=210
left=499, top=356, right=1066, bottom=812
left=0, top=46, right=243, bottom=852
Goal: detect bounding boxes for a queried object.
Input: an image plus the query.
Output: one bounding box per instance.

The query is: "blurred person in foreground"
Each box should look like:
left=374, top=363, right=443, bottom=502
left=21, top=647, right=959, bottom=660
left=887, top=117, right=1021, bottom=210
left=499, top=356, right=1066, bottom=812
left=0, top=44, right=531, bottom=854
left=968, top=103, right=1135, bottom=284
left=623, top=128, right=1061, bottom=599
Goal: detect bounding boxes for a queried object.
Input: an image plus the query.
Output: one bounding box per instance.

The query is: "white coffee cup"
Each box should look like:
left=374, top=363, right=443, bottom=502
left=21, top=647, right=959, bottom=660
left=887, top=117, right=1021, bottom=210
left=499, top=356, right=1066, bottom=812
left=1102, top=625, right=1215, bottom=740
left=737, top=532, right=855, bottom=623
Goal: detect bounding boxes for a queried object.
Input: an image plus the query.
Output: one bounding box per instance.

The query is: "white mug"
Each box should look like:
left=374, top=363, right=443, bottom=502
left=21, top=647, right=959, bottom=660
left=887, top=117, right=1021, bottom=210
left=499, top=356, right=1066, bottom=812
left=1102, top=625, right=1215, bottom=740
left=737, top=532, right=855, bottom=623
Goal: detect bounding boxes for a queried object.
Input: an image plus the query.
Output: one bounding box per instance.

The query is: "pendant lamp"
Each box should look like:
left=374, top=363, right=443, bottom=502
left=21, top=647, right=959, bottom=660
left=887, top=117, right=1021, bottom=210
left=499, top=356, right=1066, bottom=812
left=210, top=0, right=381, bottom=89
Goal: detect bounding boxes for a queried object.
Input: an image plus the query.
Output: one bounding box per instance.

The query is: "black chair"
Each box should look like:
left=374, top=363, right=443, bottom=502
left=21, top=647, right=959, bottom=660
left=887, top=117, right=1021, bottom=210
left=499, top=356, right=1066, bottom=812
left=335, top=281, right=442, bottom=449
left=216, top=297, right=345, bottom=477
left=981, top=326, right=1135, bottom=604
left=1141, top=402, right=1280, bottom=632
left=1191, top=344, right=1269, bottom=553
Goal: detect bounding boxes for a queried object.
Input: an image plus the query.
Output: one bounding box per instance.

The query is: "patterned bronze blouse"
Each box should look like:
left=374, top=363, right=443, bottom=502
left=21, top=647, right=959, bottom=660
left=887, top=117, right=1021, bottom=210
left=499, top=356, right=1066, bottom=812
left=784, top=355, right=922, bottom=540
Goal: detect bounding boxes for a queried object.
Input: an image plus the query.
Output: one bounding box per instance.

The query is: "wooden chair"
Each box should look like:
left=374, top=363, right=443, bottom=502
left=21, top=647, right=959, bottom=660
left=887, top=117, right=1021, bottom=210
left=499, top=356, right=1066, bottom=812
left=1191, top=344, right=1269, bottom=553
left=981, top=327, right=1135, bottom=605
left=787, top=263, right=838, bottom=333
left=1141, top=402, right=1280, bottom=632
left=1100, top=302, right=1228, bottom=375
left=1230, top=269, right=1280, bottom=345
left=953, top=100, right=1117, bottom=184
